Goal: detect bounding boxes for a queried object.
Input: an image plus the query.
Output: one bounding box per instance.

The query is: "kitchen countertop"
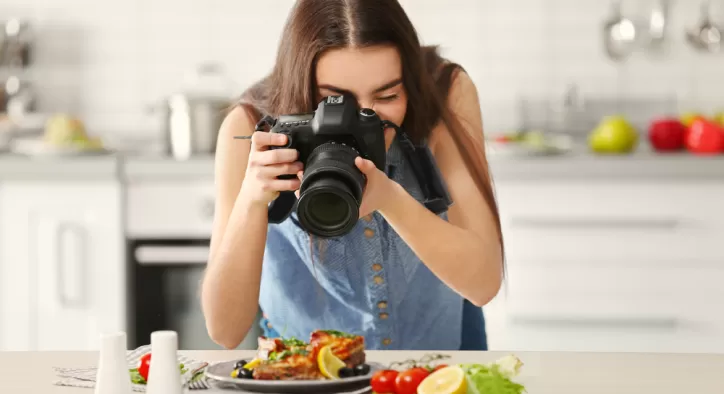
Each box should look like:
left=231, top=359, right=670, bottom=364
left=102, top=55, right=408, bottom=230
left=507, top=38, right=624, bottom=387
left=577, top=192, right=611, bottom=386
left=2, top=350, right=724, bottom=394
left=2, top=146, right=724, bottom=181
left=0, top=154, right=121, bottom=180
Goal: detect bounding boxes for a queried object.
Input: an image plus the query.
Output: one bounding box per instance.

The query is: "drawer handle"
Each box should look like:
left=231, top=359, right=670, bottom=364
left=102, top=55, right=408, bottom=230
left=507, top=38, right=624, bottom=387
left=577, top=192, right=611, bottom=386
left=509, top=314, right=680, bottom=329
left=509, top=217, right=681, bottom=230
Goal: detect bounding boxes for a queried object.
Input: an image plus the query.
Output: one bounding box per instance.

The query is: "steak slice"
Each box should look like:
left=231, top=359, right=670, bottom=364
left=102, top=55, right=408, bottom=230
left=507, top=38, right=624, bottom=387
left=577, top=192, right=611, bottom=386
left=309, top=330, right=366, bottom=368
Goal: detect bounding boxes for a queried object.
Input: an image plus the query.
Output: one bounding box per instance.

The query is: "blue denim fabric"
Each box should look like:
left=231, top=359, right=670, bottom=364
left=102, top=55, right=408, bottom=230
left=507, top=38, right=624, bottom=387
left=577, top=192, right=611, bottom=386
left=258, top=135, right=487, bottom=350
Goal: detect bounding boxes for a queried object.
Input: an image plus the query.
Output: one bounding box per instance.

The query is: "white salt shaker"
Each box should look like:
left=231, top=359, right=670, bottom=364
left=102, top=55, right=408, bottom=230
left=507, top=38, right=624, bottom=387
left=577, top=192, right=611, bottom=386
left=146, top=330, right=183, bottom=394
left=94, top=332, right=132, bottom=394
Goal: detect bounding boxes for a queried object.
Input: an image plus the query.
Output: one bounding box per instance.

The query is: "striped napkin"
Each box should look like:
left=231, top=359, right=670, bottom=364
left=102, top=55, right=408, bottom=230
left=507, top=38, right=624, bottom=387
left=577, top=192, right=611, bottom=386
left=52, top=344, right=210, bottom=391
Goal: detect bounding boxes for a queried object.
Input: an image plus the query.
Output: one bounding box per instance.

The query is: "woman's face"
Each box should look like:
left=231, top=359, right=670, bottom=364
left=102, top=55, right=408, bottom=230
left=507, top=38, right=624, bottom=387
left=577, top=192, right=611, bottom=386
left=315, top=45, right=408, bottom=151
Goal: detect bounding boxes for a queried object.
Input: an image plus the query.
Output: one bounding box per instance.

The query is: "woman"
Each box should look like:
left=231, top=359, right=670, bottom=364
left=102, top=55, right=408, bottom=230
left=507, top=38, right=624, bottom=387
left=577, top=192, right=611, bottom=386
left=201, top=0, right=503, bottom=351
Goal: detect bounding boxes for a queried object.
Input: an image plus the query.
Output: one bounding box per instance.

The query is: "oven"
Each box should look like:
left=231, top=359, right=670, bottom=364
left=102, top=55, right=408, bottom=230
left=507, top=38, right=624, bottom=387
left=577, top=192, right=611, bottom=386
left=125, top=174, right=261, bottom=350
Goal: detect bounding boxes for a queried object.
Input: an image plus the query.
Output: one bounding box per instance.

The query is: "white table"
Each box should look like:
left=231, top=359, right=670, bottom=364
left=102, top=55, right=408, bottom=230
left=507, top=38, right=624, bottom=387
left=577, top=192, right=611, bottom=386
left=2, top=350, right=723, bottom=394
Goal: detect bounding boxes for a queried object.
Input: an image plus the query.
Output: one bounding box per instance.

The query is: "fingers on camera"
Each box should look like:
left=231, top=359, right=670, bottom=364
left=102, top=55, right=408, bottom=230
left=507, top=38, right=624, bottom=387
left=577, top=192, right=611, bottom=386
left=251, top=131, right=288, bottom=150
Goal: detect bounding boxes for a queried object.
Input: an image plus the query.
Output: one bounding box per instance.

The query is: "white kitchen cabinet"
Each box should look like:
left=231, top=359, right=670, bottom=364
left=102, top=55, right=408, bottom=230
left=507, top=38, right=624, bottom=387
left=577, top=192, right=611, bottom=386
left=484, top=180, right=724, bottom=354
left=0, top=181, right=125, bottom=351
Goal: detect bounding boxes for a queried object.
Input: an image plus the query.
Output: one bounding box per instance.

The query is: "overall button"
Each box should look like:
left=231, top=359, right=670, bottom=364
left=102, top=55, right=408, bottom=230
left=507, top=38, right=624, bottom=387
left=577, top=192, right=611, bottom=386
left=373, top=276, right=384, bottom=285
left=364, top=228, right=375, bottom=238
left=382, top=338, right=392, bottom=346
left=362, top=214, right=373, bottom=222
left=377, top=301, right=388, bottom=309
left=379, top=312, right=389, bottom=320
left=372, top=264, right=382, bottom=272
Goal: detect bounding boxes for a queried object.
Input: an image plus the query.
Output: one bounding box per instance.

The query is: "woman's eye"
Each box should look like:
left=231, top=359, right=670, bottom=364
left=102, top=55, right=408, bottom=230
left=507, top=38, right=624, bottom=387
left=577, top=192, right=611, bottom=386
left=376, top=94, right=399, bottom=102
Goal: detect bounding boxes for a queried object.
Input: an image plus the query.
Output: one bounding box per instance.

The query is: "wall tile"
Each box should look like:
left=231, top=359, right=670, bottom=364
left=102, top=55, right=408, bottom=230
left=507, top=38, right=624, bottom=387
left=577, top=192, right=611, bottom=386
left=2, top=0, right=722, bottom=137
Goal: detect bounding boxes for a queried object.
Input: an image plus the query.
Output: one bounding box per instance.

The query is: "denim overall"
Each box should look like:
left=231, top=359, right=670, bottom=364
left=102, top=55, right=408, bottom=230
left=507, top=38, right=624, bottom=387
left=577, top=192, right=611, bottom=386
left=257, top=134, right=487, bottom=350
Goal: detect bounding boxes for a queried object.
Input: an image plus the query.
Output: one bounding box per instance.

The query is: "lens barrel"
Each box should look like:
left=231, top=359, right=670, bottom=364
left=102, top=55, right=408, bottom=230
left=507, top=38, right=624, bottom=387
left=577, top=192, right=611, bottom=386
left=297, top=142, right=366, bottom=238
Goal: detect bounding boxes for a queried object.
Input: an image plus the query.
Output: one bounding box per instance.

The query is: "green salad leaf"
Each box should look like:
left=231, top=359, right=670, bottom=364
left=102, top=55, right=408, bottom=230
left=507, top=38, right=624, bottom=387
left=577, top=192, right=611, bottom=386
left=459, top=355, right=526, bottom=394
left=128, top=363, right=186, bottom=385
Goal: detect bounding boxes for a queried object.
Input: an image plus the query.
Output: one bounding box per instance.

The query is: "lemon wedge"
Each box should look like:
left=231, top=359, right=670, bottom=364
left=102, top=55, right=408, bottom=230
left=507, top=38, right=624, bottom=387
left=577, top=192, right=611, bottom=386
left=317, top=345, right=346, bottom=380
left=416, top=365, right=467, bottom=394
left=243, top=358, right=262, bottom=370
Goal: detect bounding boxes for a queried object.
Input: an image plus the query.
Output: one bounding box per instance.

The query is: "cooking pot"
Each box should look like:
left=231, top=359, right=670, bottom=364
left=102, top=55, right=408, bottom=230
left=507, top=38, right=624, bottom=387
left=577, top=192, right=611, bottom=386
left=161, top=93, right=231, bottom=160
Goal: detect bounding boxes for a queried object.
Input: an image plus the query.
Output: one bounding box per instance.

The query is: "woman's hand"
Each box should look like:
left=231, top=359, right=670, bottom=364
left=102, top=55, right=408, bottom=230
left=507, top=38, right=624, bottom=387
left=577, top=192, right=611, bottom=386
left=293, top=156, right=396, bottom=219
left=354, top=157, right=396, bottom=218
left=240, top=132, right=304, bottom=206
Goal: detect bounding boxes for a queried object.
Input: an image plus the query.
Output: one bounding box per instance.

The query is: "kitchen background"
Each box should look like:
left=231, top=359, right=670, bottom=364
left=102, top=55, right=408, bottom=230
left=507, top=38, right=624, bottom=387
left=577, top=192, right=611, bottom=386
left=1, top=0, right=724, bottom=353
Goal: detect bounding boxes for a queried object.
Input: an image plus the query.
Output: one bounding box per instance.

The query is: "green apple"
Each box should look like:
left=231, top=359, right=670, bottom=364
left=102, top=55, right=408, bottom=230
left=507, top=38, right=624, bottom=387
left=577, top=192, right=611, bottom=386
left=680, top=112, right=705, bottom=127
left=714, top=112, right=724, bottom=127
left=588, top=115, right=639, bottom=154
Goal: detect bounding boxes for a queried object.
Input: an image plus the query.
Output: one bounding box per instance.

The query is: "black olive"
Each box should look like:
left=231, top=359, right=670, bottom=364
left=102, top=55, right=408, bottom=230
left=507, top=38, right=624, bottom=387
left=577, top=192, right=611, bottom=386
left=338, top=367, right=355, bottom=378
left=238, top=368, right=254, bottom=379
left=234, top=360, right=249, bottom=370
left=354, top=364, right=371, bottom=376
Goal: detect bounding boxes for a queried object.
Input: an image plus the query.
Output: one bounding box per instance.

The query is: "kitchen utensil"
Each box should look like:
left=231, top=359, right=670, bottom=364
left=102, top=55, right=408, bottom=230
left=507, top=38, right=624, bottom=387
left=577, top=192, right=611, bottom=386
left=646, top=0, right=670, bottom=54
left=3, top=76, right=35, bottom=122
left=150, top=63, right=235, bottom=160
left=603, top=0, right=637, bottom=61
left=160, top=93, right=229, bottom=160
left=686, top=1, right=721, bottom=53
left=0, top=18, right=32, bottom=67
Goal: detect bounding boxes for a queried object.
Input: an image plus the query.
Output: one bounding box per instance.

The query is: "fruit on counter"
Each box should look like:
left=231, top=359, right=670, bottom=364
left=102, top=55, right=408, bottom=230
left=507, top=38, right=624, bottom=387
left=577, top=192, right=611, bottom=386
left=588, top=115, right=638, bottom=154
left=685, top=117, right=724, bottom=155
left=371, top=369, right=400, bottom=393
left=648, top=118, right=687, bottom=152
left=137, top=353, right=152, bottom=382
left=714, top=111, right=724, bottom=127
left=394, top=367, right=430, bottom=394
left=415, top=365, right=467, bottom=394
left=680, top=112, right=705, bottom=127
left=317, top=345, right=347, bottom=379
left=43, top=113, right=104, bottom=150
left=371, top=354, right=524, bottom=394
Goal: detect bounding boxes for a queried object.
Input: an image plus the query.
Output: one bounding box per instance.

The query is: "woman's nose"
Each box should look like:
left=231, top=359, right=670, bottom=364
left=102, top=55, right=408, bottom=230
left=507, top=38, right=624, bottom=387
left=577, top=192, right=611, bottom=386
left=358, top=100, right=374, bottom=110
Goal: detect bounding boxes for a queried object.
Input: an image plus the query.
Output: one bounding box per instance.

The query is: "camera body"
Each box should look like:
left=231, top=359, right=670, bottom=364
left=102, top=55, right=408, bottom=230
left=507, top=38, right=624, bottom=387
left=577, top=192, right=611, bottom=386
left=264, top=95, right=388, bottom=238
left=269, top=95, right=387, bottom=175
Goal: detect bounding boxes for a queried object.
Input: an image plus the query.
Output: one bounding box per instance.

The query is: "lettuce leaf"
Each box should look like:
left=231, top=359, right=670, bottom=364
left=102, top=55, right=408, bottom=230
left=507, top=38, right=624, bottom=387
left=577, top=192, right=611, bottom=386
left=459, top=355, right=526, bottom=394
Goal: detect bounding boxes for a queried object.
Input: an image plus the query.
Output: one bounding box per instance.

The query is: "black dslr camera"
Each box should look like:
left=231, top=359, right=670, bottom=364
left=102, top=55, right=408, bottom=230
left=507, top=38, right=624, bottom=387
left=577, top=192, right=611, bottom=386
left=254, top=95, right=388, bottom=238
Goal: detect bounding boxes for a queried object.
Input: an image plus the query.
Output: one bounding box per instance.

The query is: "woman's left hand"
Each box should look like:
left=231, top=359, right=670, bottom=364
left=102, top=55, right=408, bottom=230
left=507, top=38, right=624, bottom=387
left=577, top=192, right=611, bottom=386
left=354, top=157, right=396, bottom=218
left=294, top=157, right=396, bottom=218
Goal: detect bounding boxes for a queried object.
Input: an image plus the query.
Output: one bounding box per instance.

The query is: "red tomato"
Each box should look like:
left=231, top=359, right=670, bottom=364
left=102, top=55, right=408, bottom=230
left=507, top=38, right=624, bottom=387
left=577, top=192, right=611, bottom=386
left=137, top=353, right=152, bottom=381
left=432, top=364, right=448, bottom=372
left=371, top=369, right=399, bottom=393
left=394, top=367, right=430, bottom=394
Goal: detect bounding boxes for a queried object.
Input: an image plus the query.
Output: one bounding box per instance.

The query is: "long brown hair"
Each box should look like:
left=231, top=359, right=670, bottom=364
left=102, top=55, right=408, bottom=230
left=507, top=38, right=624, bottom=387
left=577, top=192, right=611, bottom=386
left=239, top=0, right=503, bottom=260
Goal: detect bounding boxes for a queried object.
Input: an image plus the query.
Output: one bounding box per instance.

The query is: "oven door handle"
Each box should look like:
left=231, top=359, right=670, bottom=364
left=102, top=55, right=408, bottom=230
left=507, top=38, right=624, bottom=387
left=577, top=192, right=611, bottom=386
left=134, top=245, right=210, bottom=266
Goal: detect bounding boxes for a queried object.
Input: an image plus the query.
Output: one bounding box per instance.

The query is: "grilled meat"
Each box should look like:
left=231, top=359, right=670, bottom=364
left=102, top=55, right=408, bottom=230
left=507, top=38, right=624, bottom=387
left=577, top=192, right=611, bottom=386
left=251, top=330, right=365, bottom=380
left=252, top=350, right=323, bottom=380
left=310, top=330, right=366, bottom=367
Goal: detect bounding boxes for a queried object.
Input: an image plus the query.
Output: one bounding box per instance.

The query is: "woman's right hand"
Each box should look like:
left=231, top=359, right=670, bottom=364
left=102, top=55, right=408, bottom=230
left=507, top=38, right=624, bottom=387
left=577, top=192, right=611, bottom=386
left=240, top=132, right=304, bottom=205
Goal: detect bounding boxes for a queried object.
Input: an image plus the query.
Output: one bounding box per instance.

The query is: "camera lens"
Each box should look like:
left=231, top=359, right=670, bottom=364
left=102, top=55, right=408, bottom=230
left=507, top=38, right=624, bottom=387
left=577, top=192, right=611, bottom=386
left=297, top=143, right=366, bottom=238
left=306, top=186, right=351, bottom=227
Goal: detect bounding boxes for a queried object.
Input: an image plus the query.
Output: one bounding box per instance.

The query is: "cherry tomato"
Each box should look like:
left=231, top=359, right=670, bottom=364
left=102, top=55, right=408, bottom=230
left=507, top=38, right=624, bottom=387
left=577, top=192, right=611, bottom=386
left=432, top=364, right=448, bottom=372
left=137, top=353, right=152, bottom=381
left=370, top=369, right=399, bottom=394
left=394, top=367, right=430, bottom=394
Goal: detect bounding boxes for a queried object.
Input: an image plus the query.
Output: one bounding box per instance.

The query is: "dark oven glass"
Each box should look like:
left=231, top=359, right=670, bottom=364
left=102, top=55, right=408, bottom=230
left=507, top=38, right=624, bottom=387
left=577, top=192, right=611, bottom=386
left=128, top=238, right=261, bottom=350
